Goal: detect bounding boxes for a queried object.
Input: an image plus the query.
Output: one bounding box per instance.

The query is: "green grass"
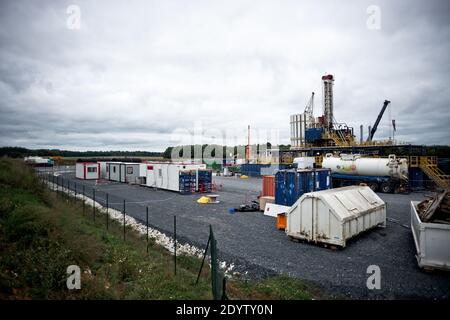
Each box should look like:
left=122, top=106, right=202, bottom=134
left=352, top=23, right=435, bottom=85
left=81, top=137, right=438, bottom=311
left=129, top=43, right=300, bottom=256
left=0, top=158, right=320, bottom=300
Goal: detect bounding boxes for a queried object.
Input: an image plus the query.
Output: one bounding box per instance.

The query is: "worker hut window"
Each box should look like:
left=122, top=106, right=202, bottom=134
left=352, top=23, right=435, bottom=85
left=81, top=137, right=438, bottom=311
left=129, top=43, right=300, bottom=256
left=113, top=167, right=116, bottom=173
left=127, top=167, right=133, bottom=174
left=158, top=169, right=162, bottom=177
left=87, top=167, right=97, bottom=173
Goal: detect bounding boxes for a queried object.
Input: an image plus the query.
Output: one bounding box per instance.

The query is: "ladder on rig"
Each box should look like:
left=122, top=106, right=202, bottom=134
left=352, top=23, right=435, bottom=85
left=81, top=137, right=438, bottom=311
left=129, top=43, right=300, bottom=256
left=414, top=156, right=450, bottom=189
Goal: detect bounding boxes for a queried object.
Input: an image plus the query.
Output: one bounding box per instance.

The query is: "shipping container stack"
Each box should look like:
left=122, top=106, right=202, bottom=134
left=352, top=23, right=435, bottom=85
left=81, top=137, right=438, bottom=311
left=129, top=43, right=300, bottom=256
left=197, top=169, right=213, bottom=193
left=179, top=171, right=196, bottom=194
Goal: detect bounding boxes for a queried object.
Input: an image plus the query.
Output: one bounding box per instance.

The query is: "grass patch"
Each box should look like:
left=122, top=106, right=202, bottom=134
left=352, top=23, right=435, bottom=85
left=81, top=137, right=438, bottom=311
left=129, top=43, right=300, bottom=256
left=0, top=158, right=321, bottom=300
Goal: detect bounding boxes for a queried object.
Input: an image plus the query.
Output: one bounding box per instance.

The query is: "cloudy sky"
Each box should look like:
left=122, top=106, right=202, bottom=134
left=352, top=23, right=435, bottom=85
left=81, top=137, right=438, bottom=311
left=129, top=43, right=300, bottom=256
left=0, top=0, right=449, bottom=151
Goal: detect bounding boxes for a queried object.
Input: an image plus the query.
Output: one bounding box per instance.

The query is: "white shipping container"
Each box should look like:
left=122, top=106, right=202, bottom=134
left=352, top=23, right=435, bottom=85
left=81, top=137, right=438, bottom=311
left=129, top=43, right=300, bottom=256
left=75, top=162, right=100, bottom=180
left=146, top=163, right=206, bottom=192
left=286, top=186, right=386, bottom=247
left=410, top=201, right=450, bottom=271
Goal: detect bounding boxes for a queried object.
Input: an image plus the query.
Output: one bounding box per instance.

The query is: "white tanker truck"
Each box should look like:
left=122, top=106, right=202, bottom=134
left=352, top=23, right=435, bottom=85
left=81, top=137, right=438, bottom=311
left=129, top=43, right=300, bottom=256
left=322, top=153, right=409, bottom=193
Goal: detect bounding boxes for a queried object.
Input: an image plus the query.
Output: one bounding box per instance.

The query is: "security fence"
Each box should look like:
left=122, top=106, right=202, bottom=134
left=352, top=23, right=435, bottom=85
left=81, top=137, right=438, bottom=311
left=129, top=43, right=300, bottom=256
left=34, top=169, right=227, bottom=300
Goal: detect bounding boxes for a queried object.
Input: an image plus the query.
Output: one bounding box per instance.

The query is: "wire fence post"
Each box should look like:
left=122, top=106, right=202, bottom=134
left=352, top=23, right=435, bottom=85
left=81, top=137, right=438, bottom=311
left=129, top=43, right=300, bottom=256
left=106, top=193, right=109, bottom=230
left=82, top=185, right=85, bottom=215
left=196, top=235, right=211, bottom=285
left=123, top=200, right=126, bottom=241
left=67, top=180, right=70, bottom=202
left=74, top=182, right=77, bottom=200
left=210, top=225, right=221, bottom=300
left=146, top=207, right=149, bottom=254
left=174, top=215, right=177, bottom=276
left=93, top=189, right=96, bottom=221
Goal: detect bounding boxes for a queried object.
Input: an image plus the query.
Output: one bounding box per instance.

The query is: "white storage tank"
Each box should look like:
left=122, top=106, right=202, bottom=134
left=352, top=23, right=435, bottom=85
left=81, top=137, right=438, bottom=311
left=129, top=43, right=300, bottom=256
left=322, top=153, right=408, bottom=180
left=286, top=186, right=386, bottom=247
left=76, top=162, right=100, bottom=180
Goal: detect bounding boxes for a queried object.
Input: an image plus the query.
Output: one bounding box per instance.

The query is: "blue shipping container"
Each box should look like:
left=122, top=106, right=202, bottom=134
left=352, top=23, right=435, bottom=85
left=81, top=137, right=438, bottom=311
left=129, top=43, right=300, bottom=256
left=275, top=169, right=331, bottom=206
left=198, top=169, right=212, bottom=192
left=241, top=163, right=290, bottom=177
left=409, top=167, right=423, bottom=190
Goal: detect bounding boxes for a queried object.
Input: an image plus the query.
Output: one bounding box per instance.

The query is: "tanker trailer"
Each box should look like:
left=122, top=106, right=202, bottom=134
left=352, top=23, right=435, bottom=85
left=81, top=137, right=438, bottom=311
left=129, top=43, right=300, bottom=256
left=322, top=153, right=409, bottom=193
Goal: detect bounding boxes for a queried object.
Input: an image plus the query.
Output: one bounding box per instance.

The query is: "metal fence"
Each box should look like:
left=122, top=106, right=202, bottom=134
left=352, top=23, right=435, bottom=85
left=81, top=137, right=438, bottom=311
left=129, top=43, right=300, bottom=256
left=34, top=169, right=227, bottom=300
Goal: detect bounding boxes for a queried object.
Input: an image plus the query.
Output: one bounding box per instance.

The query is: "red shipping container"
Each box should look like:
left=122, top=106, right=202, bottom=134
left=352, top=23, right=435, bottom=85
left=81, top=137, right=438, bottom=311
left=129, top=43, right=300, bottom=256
left=262, top=175, right=275, bottom=197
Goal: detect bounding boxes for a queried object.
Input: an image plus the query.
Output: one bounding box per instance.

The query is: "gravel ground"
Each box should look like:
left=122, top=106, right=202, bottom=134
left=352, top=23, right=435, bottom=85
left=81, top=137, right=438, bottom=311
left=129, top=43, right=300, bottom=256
left=43, top=168, right=450, bottom=299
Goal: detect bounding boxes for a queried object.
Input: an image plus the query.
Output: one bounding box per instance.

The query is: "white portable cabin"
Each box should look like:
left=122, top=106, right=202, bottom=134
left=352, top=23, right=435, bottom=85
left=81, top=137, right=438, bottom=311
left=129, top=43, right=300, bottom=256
left=106, top=162, right=141, bottom=183
left=146, top=163, right=207, bottom=192
left=75, top=162, right=100, bottom=180
left=285, top=186, right=386, bottom=247
left=137, top=163, right=148, bottom=185
left=99, top=161, right=108, bottom=179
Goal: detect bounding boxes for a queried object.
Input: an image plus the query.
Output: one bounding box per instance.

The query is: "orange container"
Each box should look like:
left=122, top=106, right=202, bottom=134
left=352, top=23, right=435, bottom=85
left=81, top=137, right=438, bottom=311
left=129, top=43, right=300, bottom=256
left=262, top=175, right=275, bottom=197
left=277, top=213, right=286, bottom=230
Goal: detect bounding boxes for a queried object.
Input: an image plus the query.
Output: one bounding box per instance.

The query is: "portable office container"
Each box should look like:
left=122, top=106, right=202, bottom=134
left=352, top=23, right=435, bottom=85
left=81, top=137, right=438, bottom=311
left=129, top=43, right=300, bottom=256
left=286, top=186, right=386, bottom=247
left=99, top=161, right=108, bottom=179
left=75, top=162, right=100, bottom=180
left=136, top=163, right=148, bottom=185
left=275, top=169, right=331, bottom=206
left=410, top=201, right=450, bottom=271
left=107, top=162, right=141, bottom=183
left=146, top=163, right=207, bottom=193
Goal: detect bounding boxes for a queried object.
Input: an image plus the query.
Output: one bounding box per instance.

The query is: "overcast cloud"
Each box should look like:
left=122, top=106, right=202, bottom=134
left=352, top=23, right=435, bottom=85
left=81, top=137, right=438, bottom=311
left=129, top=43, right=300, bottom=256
left=0, top=0, right=449, bottom=151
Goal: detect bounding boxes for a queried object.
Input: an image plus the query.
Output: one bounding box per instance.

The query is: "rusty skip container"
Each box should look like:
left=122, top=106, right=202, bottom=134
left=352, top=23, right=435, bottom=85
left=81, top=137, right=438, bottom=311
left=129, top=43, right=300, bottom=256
left=262, top=175, right=275, bottom=197
left=410, top=201, right=450, bottom=271
left=285, top=186, right=386, bottom=247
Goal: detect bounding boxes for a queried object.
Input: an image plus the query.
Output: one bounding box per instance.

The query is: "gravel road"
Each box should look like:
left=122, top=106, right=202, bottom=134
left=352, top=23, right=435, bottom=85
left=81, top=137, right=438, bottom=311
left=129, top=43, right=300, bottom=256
left=44, top=168, right=450, bottom=299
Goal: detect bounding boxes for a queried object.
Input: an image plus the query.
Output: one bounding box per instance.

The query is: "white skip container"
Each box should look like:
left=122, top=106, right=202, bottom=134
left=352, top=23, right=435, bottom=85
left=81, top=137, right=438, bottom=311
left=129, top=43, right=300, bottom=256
left=410, top=201, right=450, bottom=271
left=285, top=186, right=386, bottom=247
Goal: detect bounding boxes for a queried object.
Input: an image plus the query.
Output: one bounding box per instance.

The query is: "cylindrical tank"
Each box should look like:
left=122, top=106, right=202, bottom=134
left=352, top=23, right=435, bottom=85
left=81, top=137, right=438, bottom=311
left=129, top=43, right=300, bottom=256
left=322, top=153, right=408, bottom=180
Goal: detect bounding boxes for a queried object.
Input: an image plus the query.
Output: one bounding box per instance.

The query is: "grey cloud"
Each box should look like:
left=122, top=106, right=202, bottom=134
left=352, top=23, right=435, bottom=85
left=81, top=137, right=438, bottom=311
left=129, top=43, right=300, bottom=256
left=0, top=0, right=449, bottom=150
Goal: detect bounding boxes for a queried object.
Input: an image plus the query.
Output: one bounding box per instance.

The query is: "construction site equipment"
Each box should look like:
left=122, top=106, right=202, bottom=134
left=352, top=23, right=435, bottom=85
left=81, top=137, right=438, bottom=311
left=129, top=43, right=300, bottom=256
left=419, top=156, right=450, bottom=189
left=277, top=213, right=287, bottom=230
left=259, top=196, right=275, bottom=212
left=234, top=200, right=260, bottom=212
left=367, top=100, right=391, bottom=142
left=411, top=200, right=450, bottom=271
left=275, top=169, right=331, bottom=206
left=285, top=186, right=386, bottom=247
left=262, top=175, right=275, bottom=197
left=322, top=153, right=408, bottom=193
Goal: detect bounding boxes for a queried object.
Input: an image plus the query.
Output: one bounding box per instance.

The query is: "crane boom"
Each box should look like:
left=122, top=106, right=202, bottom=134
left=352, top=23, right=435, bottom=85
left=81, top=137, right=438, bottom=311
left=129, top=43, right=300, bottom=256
left=367, top=100, right=391, bottom=142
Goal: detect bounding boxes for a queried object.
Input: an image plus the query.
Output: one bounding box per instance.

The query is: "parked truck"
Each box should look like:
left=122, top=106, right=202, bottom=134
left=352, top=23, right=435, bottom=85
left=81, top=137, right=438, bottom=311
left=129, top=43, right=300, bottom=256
left=322, top=153, right=409, bottom=193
